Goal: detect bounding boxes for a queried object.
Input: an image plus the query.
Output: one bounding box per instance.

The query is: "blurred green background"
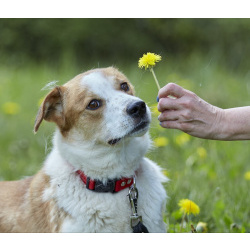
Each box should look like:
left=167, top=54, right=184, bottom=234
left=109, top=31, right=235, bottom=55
left=1, top=19, right=250, bottom=71
left=0, top=18, right=250, bottom=233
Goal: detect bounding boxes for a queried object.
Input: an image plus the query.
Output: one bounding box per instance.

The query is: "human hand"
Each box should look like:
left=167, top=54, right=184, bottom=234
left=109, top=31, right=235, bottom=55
left=157, top=83, right=223, bottom=139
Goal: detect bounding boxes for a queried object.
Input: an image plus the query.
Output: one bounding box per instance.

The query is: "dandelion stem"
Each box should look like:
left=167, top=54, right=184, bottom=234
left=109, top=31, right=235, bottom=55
left=150, top=68, right=161, bottom=91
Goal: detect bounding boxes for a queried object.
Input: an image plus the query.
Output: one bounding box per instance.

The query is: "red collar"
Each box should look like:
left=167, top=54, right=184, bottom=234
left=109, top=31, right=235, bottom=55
left=76, top=170, right=134, bottom=193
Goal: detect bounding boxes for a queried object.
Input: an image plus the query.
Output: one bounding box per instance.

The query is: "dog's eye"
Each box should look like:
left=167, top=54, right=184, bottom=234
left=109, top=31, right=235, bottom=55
left=87, top=100, right=102, bottom=110
left=120, top=82, right=129, bottom=92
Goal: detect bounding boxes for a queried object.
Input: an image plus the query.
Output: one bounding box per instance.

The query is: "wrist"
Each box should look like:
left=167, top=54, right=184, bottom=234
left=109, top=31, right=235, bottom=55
left=208, top=107, right=227, bottom=140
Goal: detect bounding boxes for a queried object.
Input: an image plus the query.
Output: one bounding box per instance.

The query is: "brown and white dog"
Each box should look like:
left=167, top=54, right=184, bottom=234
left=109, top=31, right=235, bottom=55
left=0, top=67, right=167, bottom=233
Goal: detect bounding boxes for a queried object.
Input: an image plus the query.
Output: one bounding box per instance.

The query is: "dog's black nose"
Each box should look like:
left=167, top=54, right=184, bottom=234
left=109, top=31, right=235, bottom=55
left=126, top=101, right=146, bottom=118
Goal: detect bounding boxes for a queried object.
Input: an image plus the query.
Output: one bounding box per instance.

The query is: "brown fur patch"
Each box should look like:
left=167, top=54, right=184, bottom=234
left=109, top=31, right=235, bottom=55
left=34, top=86, right=66, bottom=133
left=0, top=171, right=68, bottom=232
left=98, top=67, right=135, bottom=96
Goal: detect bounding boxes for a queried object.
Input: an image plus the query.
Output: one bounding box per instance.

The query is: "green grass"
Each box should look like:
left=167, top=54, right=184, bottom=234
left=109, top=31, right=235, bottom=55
left=1, top=56, right=250, bottom=233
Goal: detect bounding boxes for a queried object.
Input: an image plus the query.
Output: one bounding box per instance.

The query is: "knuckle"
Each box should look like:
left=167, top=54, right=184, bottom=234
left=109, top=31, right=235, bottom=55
left=182, top=110, right=192, bottom=120
left=167, top=82, right=178, bottom=92
left=181, top=97, right=194, bottom=109
left=186, top=98, right=193, bottom=107
left=187, top=91, right=198, bottom=100
left=167, top=82, right=177, bottom=89
left=160, top=83, right=174, bottom=94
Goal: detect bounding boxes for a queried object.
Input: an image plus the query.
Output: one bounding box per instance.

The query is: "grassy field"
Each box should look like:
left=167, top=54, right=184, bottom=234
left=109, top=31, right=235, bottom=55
left=0, top=56, right=250, bottom=233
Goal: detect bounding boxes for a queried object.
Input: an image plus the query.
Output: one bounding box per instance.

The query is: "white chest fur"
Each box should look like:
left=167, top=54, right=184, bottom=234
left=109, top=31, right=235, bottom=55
left=43, top=151, right=167, bottom=233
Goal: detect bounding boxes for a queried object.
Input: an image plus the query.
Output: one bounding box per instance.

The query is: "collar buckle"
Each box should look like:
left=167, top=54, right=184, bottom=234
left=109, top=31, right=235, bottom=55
left=92, top=179, right=116, bottom=193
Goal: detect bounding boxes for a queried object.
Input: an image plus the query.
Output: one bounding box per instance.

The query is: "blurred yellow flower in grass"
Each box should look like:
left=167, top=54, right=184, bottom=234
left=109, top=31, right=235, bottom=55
left=175, top=133, right=191, bottom=146
left=162, top=169, right=169, bottom=177
left=197, top=147, right=207, bottom=159
left=178, top=199, right=200, bottom=215
left=154, top=137, right=169, bottom=147
left=244, top=171, right=250, bottom=180
left=138, top=52, right=162, bottom=91
left=196, top=222, right=208, bottom=233
left=151, top=104, right=160, bottom=116
left=2, top=102, right=20, bottom=115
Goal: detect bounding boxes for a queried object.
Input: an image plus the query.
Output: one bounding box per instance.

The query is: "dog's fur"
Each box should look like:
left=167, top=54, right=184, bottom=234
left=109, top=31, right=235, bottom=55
left=0, top=67, right=167, bottom=233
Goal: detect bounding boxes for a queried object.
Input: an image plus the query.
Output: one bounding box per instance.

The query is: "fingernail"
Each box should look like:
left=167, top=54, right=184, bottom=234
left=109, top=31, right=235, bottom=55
left=159, top=122, right=162, bottom=126
left=157, top=96, right=159, bottom=102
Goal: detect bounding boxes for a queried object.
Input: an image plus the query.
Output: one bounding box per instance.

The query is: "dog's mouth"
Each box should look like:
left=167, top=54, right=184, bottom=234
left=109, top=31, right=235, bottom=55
left=108, top=120, right=149, bottom=146
left=108, top=138, right=121, bottom=145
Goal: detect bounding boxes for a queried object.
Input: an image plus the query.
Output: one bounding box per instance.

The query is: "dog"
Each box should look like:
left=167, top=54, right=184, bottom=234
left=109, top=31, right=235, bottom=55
left=0, top=67, right=167, bottom=233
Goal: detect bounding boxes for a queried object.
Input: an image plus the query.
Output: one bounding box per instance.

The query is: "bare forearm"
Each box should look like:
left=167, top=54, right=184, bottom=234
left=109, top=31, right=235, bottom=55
left=215, top=107, right=250, bottom=140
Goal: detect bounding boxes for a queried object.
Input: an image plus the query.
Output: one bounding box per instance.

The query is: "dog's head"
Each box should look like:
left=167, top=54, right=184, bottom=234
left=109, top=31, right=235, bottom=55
left=34, top=67, right=151, bottom=148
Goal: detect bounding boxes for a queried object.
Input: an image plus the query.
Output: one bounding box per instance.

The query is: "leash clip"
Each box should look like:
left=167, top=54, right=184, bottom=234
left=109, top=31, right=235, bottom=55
left=127, top=175, right=149, bottom=233
left=128, top=176, right=142, bottom=227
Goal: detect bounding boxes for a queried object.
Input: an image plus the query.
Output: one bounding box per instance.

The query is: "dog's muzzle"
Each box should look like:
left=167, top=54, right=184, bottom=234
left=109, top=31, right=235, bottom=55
left=126, top=101, right=149, bottom=134
left=108, top=101, right=150, bottom=146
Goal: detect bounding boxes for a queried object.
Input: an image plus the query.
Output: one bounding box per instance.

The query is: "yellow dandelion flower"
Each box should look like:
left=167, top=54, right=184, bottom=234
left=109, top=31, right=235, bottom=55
left=197, top=147, right=207, bottom=159
left=2, top=102, right=20, bottom=115
left=196, top=222, right=208, bottom=233
left=138, top=52, right=162, bottom=69
left=178, top=199, right=200, bottom=215
left=154, top=137, right=169, bottom=147
left=244, top=171, right=250, bottom=180
left=175, top=133, right=191, bottom=146
left=138, top=52, right=162, bottom=90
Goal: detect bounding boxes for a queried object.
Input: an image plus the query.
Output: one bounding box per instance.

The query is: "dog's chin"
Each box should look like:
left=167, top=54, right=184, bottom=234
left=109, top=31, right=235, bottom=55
left=108, top=120, right=150, bottom=146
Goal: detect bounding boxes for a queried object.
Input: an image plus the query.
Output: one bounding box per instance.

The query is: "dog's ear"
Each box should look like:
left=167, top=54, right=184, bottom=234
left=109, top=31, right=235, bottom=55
left=34, top=86, right=65, bottom=133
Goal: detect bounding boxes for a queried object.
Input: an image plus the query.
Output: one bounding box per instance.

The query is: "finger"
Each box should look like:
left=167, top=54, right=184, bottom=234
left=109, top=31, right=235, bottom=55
left=158, top=110, right=180, bottom=122
left=160, top=120, right=193, bottom=135
left=158, top=83, right=186, bottom=99
left=157, top=97, right=182, bottom=112
left=159, top=120, right=183, bottom=130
